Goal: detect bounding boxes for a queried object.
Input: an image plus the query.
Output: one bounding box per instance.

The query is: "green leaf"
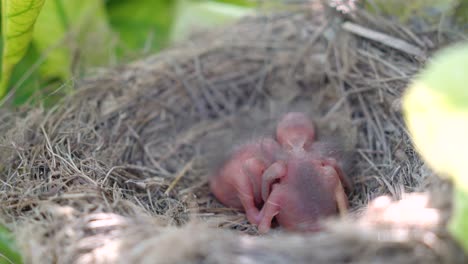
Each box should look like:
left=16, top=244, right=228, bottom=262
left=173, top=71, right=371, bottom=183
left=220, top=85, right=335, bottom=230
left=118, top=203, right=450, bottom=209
left=10, top=43, right=41, bottom=106
left=454, top=0, right=468, bottom=27
left=0, top=0, right=45, bottom=99
left=33, top=0, right=115, bottom=80
left=171, top=0, right=253, bottom=43
left=214, top=0, right=257, bottom=6
left=30, top=0, right=70, bottom=80
left=403, top=43, right=468, bottom=252
left=0, top=225, right=22, bottom=264
left=449, top=188, right=468, bottom=253
left=106, top=0, right=175, bottom=57
left=365, top=0, right=460, bottom=24
left=403, top=43, right=468, bottom=189
left=417, top=44, right=468, bottom=110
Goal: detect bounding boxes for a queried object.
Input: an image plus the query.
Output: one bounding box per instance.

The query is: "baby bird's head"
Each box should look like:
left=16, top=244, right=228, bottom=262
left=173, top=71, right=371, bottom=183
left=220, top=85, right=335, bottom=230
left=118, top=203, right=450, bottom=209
left=276, top=112, right=315, bottom=152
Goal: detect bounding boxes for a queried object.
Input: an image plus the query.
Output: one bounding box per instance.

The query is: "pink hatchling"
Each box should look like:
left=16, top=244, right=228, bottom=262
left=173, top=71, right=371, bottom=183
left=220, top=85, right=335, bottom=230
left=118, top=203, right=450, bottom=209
left=209, top=137, right=283, bottom=225
left=257, top=112, right=352, bottom=233
left=209, top=112, right=352, bottom=233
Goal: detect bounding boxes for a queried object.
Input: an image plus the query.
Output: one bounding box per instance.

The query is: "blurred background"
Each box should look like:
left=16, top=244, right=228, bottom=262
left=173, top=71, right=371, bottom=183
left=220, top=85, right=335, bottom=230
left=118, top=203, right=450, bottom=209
left=0, top=0, right=268, bottom=106
left=1, top=0, right=466, bottom=106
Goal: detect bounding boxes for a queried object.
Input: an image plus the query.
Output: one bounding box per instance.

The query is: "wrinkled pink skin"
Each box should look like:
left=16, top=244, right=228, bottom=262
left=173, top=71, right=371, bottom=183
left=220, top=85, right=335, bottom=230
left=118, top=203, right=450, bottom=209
left=209, top=138, right=283, bottom=225
left=257, top=155, right=350, bottom=233
left=210, top=112, right=352, bottom=233
left=257, top=112, right=352, bottom=233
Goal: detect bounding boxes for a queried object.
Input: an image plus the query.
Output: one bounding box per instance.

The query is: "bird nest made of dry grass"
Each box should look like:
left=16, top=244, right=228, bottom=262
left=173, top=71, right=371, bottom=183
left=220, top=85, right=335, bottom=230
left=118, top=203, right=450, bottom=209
left=0, top=2, right=467, bottom=264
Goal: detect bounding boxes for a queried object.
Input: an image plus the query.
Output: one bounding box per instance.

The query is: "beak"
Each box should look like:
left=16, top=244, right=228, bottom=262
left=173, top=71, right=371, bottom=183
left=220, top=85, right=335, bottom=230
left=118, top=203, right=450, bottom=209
left=287, top=136, right=307, bottom=151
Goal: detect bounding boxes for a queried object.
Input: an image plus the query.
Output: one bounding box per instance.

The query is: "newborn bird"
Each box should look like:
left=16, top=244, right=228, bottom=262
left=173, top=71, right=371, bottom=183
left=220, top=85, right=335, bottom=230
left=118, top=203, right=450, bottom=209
left=209, top=137, right=283, bottom=225
left=209, top=112, right=352, bottom=233
left=258, top=112, right=352, bottom=233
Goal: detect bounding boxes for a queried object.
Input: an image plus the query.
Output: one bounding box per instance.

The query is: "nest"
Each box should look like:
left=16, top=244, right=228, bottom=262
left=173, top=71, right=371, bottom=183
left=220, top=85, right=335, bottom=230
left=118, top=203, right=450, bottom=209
left=1, top=3, right=467, bottom=264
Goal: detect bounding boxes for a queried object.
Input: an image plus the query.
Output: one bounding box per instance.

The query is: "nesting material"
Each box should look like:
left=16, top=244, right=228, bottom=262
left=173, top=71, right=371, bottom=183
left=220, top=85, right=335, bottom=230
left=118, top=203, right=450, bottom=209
left=0, top=4, right=466, bottom=264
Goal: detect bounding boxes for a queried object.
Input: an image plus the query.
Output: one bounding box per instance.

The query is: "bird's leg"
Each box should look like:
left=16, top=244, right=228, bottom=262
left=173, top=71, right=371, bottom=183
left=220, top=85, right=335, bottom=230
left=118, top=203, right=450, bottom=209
left=242, top=157, right=267, bottom=206
left=321, top=162, right=349, bottom=216
left=257, top=185, right=282, bottom=234
left=323, top=158, right=353, bottom=191
left=261, top=161, right=287, bottom=202
left=335, top=180, right=348, bottom=216
left=236, top=188, right=262, bottom=225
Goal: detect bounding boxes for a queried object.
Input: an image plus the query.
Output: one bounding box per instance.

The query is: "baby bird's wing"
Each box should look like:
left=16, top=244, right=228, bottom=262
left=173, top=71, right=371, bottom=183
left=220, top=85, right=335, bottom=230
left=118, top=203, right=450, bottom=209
left=309, top=141, right=354, bottom=190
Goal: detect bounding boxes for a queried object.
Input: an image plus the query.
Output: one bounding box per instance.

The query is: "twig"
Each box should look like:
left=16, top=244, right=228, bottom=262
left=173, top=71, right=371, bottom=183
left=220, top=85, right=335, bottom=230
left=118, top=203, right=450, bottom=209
left=342, top=22, right=426, bottom=58
left=164, top=160, right=194, bottom=195
left=357, top=49, right=407, bottom=77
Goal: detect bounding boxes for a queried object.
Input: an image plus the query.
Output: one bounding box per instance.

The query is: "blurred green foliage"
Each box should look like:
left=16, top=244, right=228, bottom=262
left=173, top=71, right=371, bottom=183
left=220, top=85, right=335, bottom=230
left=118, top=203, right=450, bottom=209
left=454, top=0, right=468, bottom=25
left=107, top=0, right=174, bottom=56
left=365, top=0, right=467, bottom=26
left=0, top=0, right=45, bottom=101
left=0, top=0, right=255, bottom=105
left=172, top=0, right=254, bottom=43
left=403, top=43, right=468, bottom=253
left=0, top=225, right=22, bottom=264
